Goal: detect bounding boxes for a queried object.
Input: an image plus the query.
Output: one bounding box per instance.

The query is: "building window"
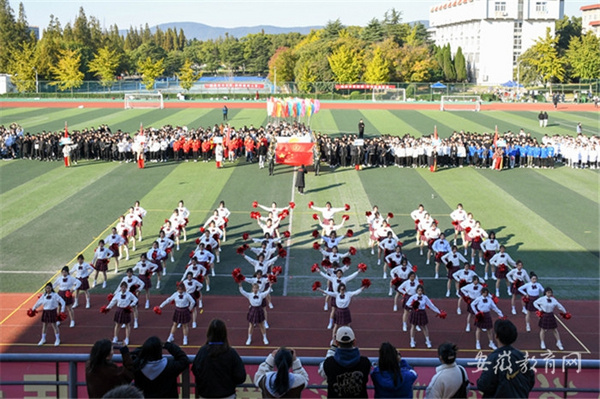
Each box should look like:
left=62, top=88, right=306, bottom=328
left=535, top=1, right=547, bottom=13
left=495, top=2, right=506, bottom=12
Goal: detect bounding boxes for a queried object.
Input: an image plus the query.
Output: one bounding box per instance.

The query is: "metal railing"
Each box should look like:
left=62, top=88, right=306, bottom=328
left=1, top=353, right=598, bottom=398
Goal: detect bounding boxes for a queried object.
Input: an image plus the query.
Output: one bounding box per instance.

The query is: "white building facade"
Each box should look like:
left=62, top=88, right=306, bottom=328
left=581, top=4, right=600, bottom=37
left=429, top=0, right=564, bottom=84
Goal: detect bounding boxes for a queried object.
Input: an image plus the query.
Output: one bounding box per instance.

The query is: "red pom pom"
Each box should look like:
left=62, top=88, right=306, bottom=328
left=342, top=214, right=349, bottom=221
left=100, top=305, right=109, bottom=314
left=308, top=201, right=314, bottom=208
left=312, top=230, right=319, bottom=238
left=391, top=277, right=402, bottom=287
left=322, top=259, right=331, bottom=268
left=65, top=290, right=72, bottom=298
left=200, top=227, right=205, bottom=233
left=252, top=201, right=258, bottom=208
left=289, top=202, right=295, bottom=209
left=212, top=233, right=220, bottom=241
left=357, top=263, right=367, bottom=272
left=312, top=213, right=318, bottom=220
left=465, top=227, right=472, bottom=233
left=452, top=220, right=459, bottom=227
left=492, top=295, right=499, bottom=304
left=272, top=266, right=282, bottom=275
left=346, top=229, right=354, bottom=237
left=153, top=306, right=162, bottom=315
left=344, top=204, right=350, bottom=211
left=349, top=246, right=357, bottom=255
left=387, top=212, right=394, bottom=219
left=365, top=211, right=372, bottom=217
left=189, top=251, right=195, bottom=258
left=412, top=265, right=418, bottom=272
left=278, top=249, right=287, bottom=258
left=242, top=232, right=249, bottom=240
left=242, top=243, right=249, bottom=250
left=361, top=278, right=371, bottom=288
left=499, top=264, right=507, bottom=272
left=470, top=264, right=476, bottom=271
left=481, top=283, right=488, bottom=288
left=236, top=246, right=245, bottom=255
left=414, top=219, right=420, bottom=225
left=560, top=312, right=572, bottom=320
left=536, top=310, right=543, bottom=318
left=57, top=312, right=67, bottom=322
left=342, top=257, right=351, bottom=265
left=475, top=311, right=484, bottom=322
left=311, top=263, right=320, bottom=273
left=412, top=300, right=420, bottom=309
left=232, top=268, right=241, bottom=277
left=312, top=281, right=321, bottom=291
left=268, top=274, right=277, bottom=283
left=397, top=241, right=403, bottom=247
left=313, top=242, right=321, bottom=250
left=522, top=296, right=530, bottom=303
left=437, top=310, right=448, bottom=319
left=27, top=308, right=37, bottom=318
left=224, top=217, right=229, bottom=223
left=283, top=231, right=291, bottom=238
left=499, top=315, right=508, bottom=320
left=234, top=273, right=246, bottom=283
left=165, top=219, right=169, bottom=223
left=196, top=238, right=200, bottom=245
left=107, top=293, right=114, bottom=302
left=418, top=279, right=424, bottom=285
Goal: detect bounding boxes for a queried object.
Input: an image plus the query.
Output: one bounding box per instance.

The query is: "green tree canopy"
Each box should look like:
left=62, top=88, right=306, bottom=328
left=138, top=56, right=164, bottom=90
left=328, top=44, right=363, bottom=83
left=87, top=46, right=120, bottom=88
left=8, top=41, right=37, bottom=92
left=50, top=48, right=84, bottom=93
left=363, top=46, right=391, bottom=83
left=566, top=31, right=600, bottom=81
left=177, top=59, right=200, bottom=91
left=454, top=47, right=467, bottom=82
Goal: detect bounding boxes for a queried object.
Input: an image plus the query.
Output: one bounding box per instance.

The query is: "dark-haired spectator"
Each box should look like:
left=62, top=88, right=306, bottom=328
left=425, top=342, right=468, bottom=399
left=371, top=342, right=417, bottom=398
left=102, top=384, right=144, bottom=398
left=86, top=339, right=133, bottom=398
left=131, top=336, right=189, bottom=398
left=254, top=347, right=309, bottom=398
left=192, top=319, right=246, bottom=398
left=476, top=319, right=535, bottom=398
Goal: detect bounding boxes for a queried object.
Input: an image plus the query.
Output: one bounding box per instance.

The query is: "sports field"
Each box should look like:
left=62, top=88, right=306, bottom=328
left=0, top=102, right=598, bottom=304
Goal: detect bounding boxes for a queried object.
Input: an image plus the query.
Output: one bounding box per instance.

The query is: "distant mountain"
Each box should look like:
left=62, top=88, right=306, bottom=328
left=121, top=22, right=322, bottom=41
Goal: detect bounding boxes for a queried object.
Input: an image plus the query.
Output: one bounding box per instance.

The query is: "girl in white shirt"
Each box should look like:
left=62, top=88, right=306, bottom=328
left=91, top=239, right=114, bottom=289
left=397, top=272, right=420, bottom=331
left=71, top=254, right=94, bottom=309
left=518, top=272, right=544, bottom=332
left=239, top=282, right=272, bottom=346
left=533, top=287, right=568, bottom=350
left=177, top=200, right=190, bottom=242
left=31, top=283, right=66, bottom=346
left=317, top=282, right=365, bottom=344
left=182, top=272, right=203, bottom=328
left=470, top=288, right=503, bottom=350
left=406, top=285, right=442, bottom=349
left=506, top=261, right=530, bottom=315
left=481, top=232, right=500, bottom=280
left=159, top=283, right=196, bottom=346
left=133, top=200, right=147, bottom=242
left=449, top=203, right=467, bottom=246
left=105, top=281, right=138, bottom=345
left=53, top=266, right=81, bottom=328
left=216, top=200, right=231, bottom=241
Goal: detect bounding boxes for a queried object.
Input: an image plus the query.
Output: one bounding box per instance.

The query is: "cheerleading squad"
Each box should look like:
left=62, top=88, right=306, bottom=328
left=28, top=197, right=570, bottom=353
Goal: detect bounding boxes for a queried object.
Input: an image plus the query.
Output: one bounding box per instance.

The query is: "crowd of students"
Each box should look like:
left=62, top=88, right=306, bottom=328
left=1, top=122, right=598, bottom=170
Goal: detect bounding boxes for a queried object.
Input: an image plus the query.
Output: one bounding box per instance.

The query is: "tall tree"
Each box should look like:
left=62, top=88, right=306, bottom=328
left=363, top=46, right=390, bottom=83
left=361, top=18, right=384, bottom=43
left=322, top=19, right=345, bottom=40
left=441, top=44, right=456, bottom=81
left=566, top=31, right=600, bottom=82
left=0, top=0, right=30, bottom=71
left=399, top=43, right=439, bottom=82
left=268, top=46, right=296, bottom=84
left=137, top=56, right=164, bottom=90
left=520, top=27, right=565, bottom=92
left=50, top=48, right=84, bottom=94
left=220, top=34, right=244, bottom=73
left=328, top=44, right=363, bottom=83
left=88, top=46, right=120, bottom=89
left=242, top=32, right=272, bottom=74
left=176, top=59, right=200, bottom=91
left=8, top=41, right=37, bottom=92
left=454, top=46, right=467, bottom=82
left=555, top=16, right=582, bottom=55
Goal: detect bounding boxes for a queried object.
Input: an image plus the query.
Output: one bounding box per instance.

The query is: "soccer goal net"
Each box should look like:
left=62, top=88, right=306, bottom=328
left=124, top=92, right=164, bottom=109
left=440, top=95, right=481, bottom=112
left=372, top=88, right=406, bottom=102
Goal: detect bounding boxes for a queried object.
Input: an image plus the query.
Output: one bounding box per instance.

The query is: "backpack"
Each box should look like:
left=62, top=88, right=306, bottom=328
left=451, top=366, right=470, bottom=399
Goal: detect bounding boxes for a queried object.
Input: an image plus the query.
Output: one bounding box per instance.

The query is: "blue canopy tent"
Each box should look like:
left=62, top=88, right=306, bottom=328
left=430, top=82, right=447, bottom=100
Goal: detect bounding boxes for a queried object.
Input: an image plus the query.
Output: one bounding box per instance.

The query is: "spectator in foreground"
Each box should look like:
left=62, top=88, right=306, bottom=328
left=318, top=326, right=371, bottom=398
left=254, top=347, right=309, bottom=398
left=86, top=339, right=133, bottom=398
left=192, top=318, right=246, bottom=398
left=102, top=384, right=144, bottom=398
left=425, top=342, right=468, bottom=399
left=131, top=336, right=189, bottom=398
left=371, top=342, right=418, bottom=398
left=476, top=319, right=535, bottom=398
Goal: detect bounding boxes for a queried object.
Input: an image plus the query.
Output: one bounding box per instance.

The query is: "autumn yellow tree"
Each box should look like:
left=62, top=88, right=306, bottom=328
left=363, top=46, right=391, bottom=83
left=137, top=56, right=165, bottom=90
left=88, top=46, right=120, bottom=89
left=8, top=41, right=37, bottom=92
left=328, top=44, right=363, bottom=83
left=176, top=59, right=200, bottom=91
left=50, top=48, right=84, bottom=94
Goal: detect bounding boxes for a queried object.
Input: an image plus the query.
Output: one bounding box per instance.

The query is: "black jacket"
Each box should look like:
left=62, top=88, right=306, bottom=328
left=476, top=344, right=535, bottom=398
left=192, top=344, right=246, bottom=398
left=320, top=347, right=371, bottom=398
left=132, top=342, right=190, bottom=398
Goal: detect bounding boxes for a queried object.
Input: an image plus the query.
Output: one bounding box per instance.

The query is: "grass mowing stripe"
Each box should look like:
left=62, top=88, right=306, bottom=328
left=0, top=159, right=62, bottom=192
left=533, top=167, right=599, bottom=203
left=330, top=110, right=367, bottom=135
left=421, top=110, right=491, bottom=134
left=22, top=108, right=115, bottom=133
left=0, top=162, right=120, bottom=241
left=310, top=110, right=339, bottom=135
left=229, top=108, right=269, bottom=128
left=478, top=167, right=599, bottom=255
left=395, top=110, right=453, bottom=137
left=0, top=107, right=60, bottom=124
left=360, top=110, right=415, bottom=136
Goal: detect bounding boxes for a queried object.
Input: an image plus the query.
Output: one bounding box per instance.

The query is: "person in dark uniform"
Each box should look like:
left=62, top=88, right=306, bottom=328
left=296, top=165, right=307, bottom=194
left=358, top=119, right=365, bottom=139
left=223, top=105, right=228, bottom=121
left=313, top=144, right=321, bottom=176
left=267, top=142, right=276, bottom=176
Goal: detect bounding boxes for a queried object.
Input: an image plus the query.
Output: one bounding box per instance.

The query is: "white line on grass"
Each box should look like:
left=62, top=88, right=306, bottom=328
left=282, top=167, right=297, bottom=297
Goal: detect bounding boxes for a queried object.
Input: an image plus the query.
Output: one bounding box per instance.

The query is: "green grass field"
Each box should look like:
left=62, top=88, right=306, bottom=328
left=0, top=106, right=598, bottom=301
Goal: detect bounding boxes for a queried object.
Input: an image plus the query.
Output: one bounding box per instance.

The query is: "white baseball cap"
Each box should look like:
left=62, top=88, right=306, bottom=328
left=335, top=326, right=355, bottom=343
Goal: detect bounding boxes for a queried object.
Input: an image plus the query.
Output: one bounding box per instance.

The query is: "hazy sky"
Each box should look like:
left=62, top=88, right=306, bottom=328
left=10, top=0, right=586, bottom=31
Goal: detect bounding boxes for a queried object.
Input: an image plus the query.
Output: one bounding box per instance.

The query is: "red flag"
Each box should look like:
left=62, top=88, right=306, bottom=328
left=64, top=122, right=69, bottom=138
left=275, top=142, right=314, bottom=166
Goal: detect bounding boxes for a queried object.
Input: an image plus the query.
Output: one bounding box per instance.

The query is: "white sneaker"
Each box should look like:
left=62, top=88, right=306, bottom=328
left=211, top=269, right=215, bottom=277
left=327, top=321, right=333, bottom=329
left=102, top=281, right=107, bottom=289
left=118, top=255, right=122, bottom=260
left=393, top=304, right=398, bottom=312
left=446, top=290, right=450, bottom=297
left=426, top=340, right=432, bottom=349
left=489, top=342, right=497, bottom=350
left=402, top=322, right=407, bottom=331
left=163, top=269, right=166, bottom=276
left=217, top=257, right=220, bottom=264
left=54, top=338, right=60, bottom=346
left=38, top=338, right=46, bottom=346
left=92, top=280, right=97, bottom=288
left=526, top=323, right=531, bottom=332
left=388, top=289, right=393, bottom=296
left=466, top=324, right=471, bottom=332
left=264, top=321, right=269, bottom=329
left=419, top=250, right=423, bottom=256
left=198, top=300, right=203, bottom=308
left=268, top=302, right=273, bottom=309
left=324, top=302, right=328, bottom=311
left=177, top=323, right=181, bottom=328
left=476, top=341, right=481, bottom=350
left=114, top=269, right=118, bottom=274
left=167, top=335, right=175, bottom=343
left=557, top=341, right=564, bottom=350
left=511, top=307, right=517, bottom=315
left=86, top=301, right=90, bottom=309
left=206, top=286, right=210, bottom=292
left=134, top=320, right=138, bottom=329
left=457, top=307, right=462, bottom=315
left=410, top=340, right=416, bottom=348
left=371, top=249, right=374, bottom=255
left=156, top=281, right=161, bottom=289
left=263, top=336, right=269, bottom=345
left=507, top=288, right=511, bottom=296
left=522, top=307, right=527, bottom=314
left=183, top=337, right=188, bottom=346
left=112, top=337, right=118, bottom=344
left=484, top=274, right=489, bottom=280
left=382, top=272, right=386, bottom=278
left=377, top=259, right=381, bottom=265
left=496, top=290, right=500, bottom=297
left=416, top=326, right=422, bottom=332
left=124, top=338, right=129, bottom=345
left=145, top=300, right=149, bottom=309
left=121, top=323, right=126, bottom=328
left=479, top=260, right=484, bottom=265
left=541, top=341, right=546, bottom=350
left=426, top=259, right=430, bottom=265
left=171, top=257, right=175, bottom=263
left=138, top=237, right=142, bottom=242
left=176, top=246, right=180, bottom=251
left=125, top=255, right=129, bottom=261
left=456, top=291, right=461, bottom=297
left=246, top=337, right=252, bottom=345
left=464, top=249, right=467, bottom=255
left=69, top=320, right=75, bottom=328
left=492, top=275, right=497, bottom=280
left=435, top=273, right=439, bottom=279
left=72, top=301, right=79, bottom=309
left=192, top=322, right=197, bottom=328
